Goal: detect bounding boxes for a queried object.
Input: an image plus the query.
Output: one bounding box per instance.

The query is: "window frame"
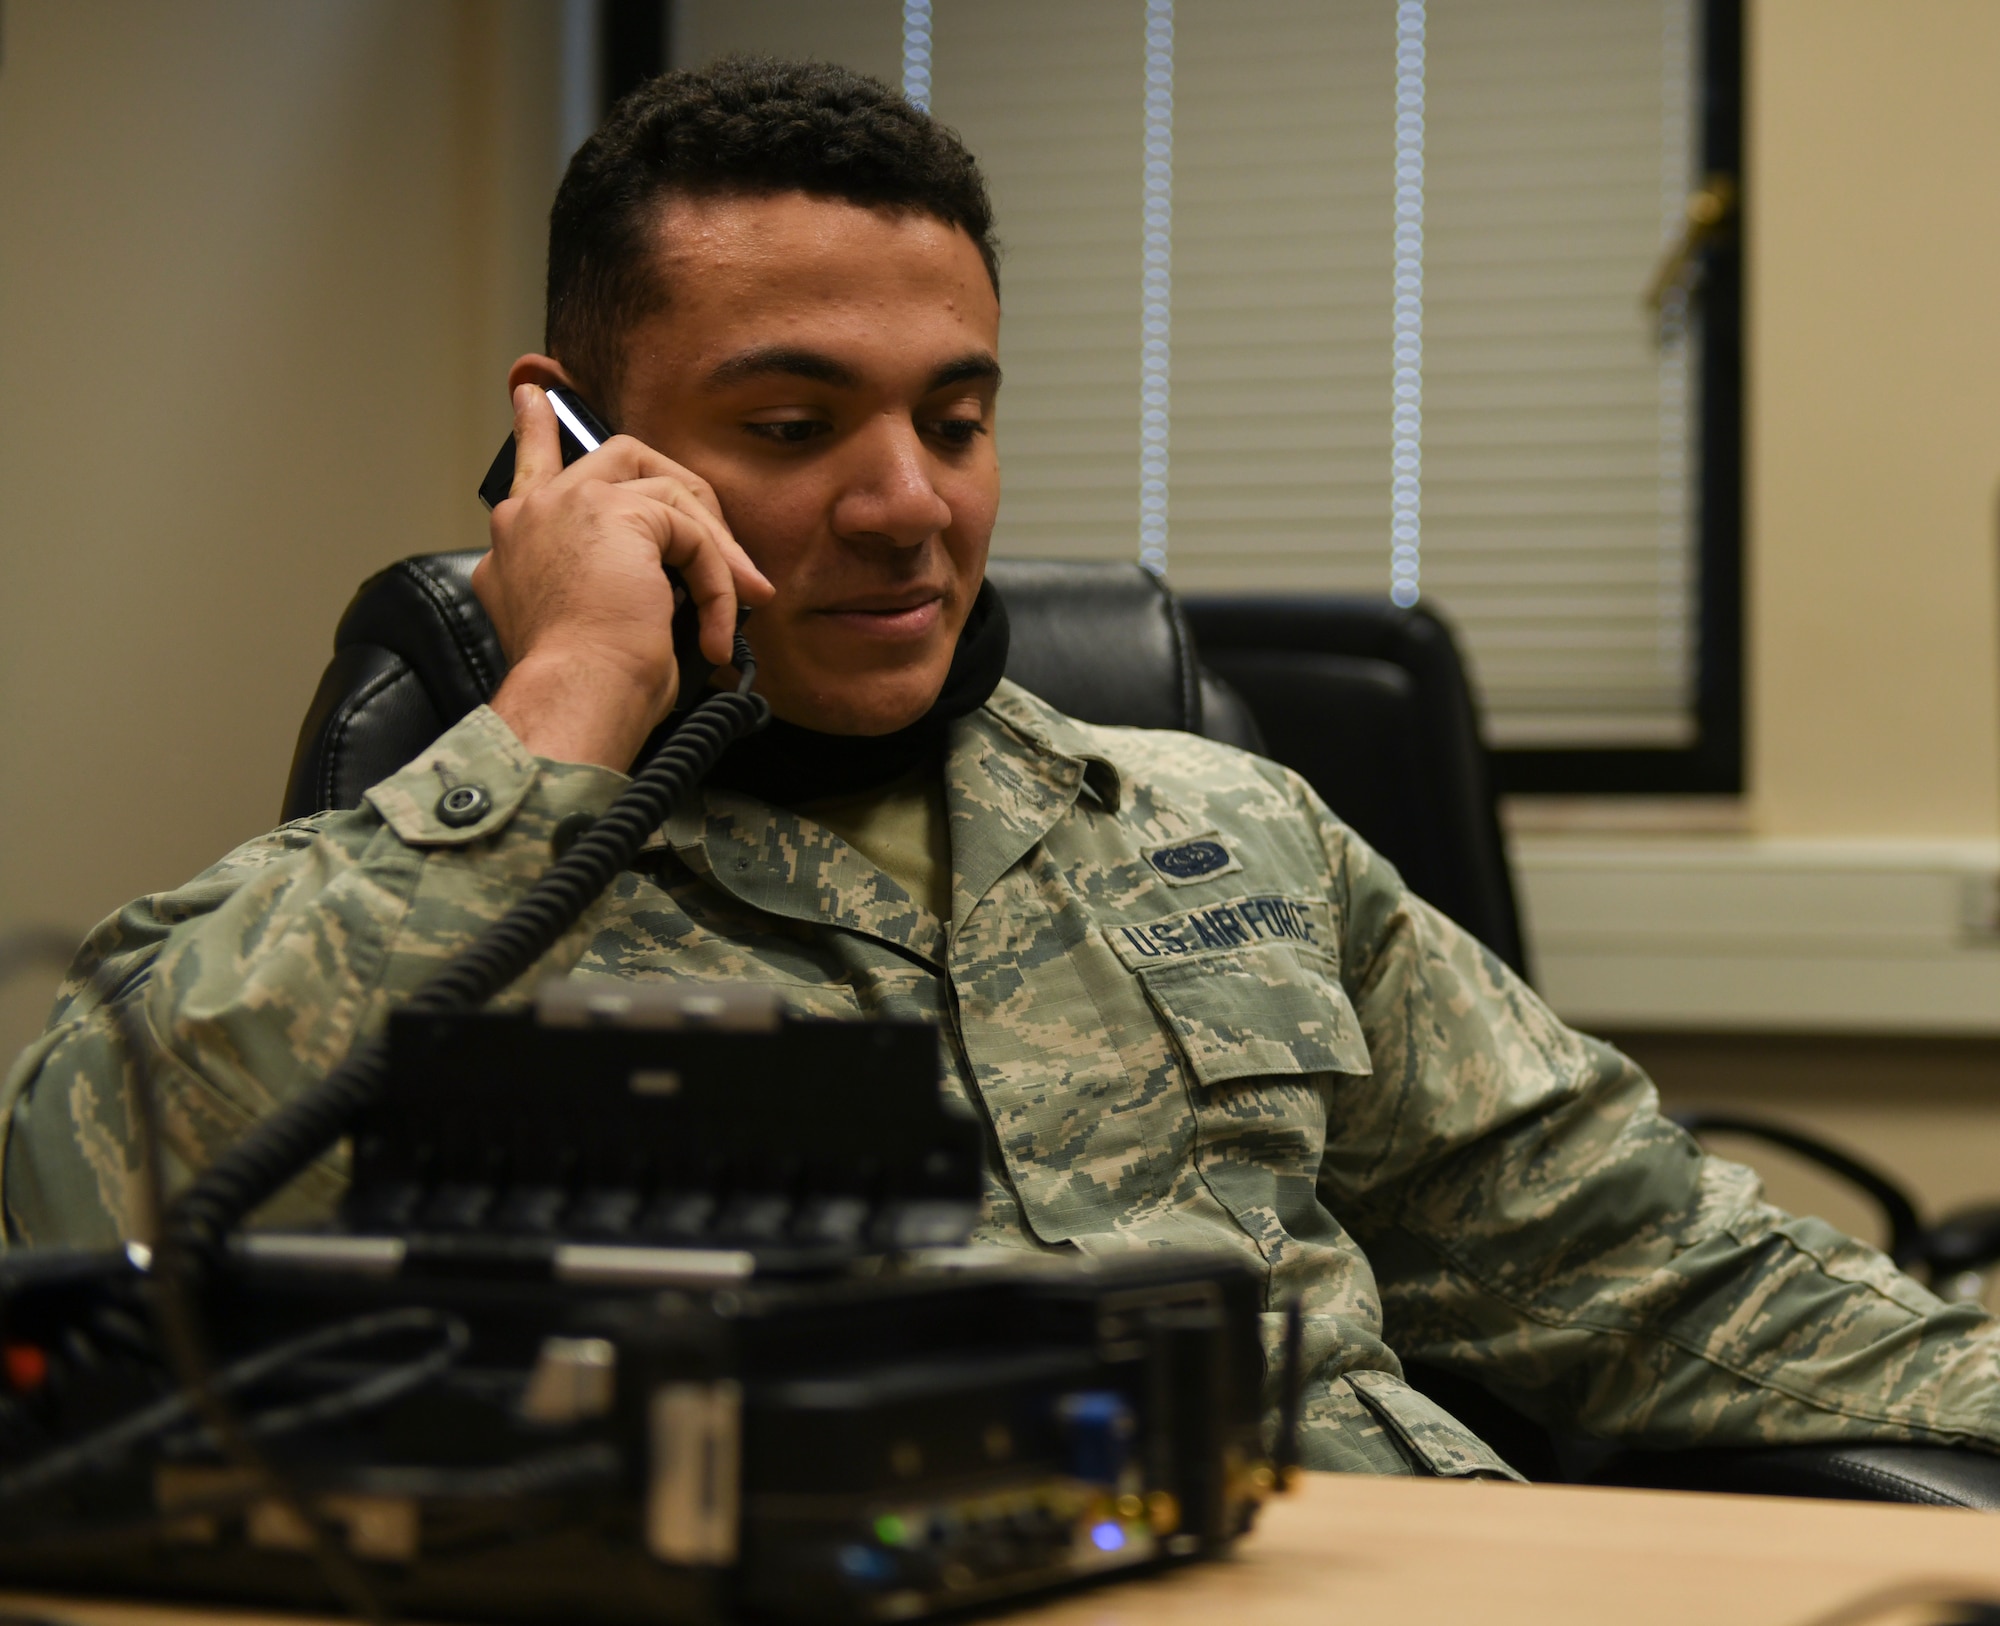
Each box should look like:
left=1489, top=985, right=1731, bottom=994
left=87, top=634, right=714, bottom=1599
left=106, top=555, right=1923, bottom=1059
left=1492, top=0, right=1744, bottom=797
left=602, top=1, right=670, bottom=112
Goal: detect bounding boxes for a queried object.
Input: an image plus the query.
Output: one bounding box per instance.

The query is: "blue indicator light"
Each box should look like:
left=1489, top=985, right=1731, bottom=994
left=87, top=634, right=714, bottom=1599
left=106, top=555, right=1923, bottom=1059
left=838, top=1544, right=896, bottom=1583
left=1089, top=1522, right=1126, bottom=1554
left=1057, top=1390, right=1136, bottom=1485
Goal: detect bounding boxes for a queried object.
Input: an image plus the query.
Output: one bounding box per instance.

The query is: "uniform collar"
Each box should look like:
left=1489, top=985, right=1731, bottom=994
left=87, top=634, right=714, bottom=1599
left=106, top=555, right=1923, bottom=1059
left=942, top=681, right=1123, bottom=930
left=662, top=679, right=1125, bottom=946
left=975, top=680, right=1126, bottom=812
left=666, top=790, right=948, bottom=967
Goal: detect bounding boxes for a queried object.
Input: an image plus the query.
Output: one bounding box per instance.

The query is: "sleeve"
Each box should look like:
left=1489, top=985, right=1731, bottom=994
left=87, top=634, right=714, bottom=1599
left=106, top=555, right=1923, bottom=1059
left=1305, top=786, right=2000, bottom=1454
left=0, top=707, right=629, bottom=1248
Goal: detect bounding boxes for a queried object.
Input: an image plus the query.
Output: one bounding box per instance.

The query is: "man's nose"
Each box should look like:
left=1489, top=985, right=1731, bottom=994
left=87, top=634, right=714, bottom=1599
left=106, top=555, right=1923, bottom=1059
left=831, top=416, right=954, bottom=547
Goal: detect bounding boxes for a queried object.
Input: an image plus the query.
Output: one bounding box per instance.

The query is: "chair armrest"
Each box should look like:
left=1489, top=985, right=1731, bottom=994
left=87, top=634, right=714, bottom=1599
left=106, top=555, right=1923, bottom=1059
left=1589, top=1443, right=2000, bottom=1509
left=1671, top=1109, right=1926, bottom=1267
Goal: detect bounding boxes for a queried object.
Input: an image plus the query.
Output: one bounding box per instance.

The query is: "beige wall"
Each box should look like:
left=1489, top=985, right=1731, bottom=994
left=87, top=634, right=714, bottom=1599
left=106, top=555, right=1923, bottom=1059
left=1748, top=0, right=2000, bottom=837
left=0, top=1, right=562, bottom=1049
left=1585, top=0, right=2000, bottom=1244
left=674, top=0, right=900, bottom=82
left=0, top=0, right=567, bottom=1052
left=1530, top=0, right=2000, bottom=1244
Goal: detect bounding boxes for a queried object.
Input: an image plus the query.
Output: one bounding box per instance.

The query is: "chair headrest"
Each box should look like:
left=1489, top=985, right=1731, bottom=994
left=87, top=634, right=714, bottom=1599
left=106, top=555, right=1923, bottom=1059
left=332, top=552, right=501, bottom=724
left=983, top=557, right=1202, bottom=733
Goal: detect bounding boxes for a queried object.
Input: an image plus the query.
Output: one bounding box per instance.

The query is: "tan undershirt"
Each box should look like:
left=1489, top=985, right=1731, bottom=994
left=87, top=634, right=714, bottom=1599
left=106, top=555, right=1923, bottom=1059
left=796, top=764, right=952, bottom=924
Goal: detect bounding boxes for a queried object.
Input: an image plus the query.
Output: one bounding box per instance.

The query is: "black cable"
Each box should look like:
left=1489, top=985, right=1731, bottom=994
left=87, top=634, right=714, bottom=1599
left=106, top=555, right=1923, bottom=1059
left=335, top=1440, right=620, bottom=1501
left=107, top=961, right=388, bottom=1624
left=0, top=1306, right=466, bottom=1504
left=0, top=926, right=397, bottom=1615
left=1795, top=1582, right=2000, bottom=1626
left=167, top=642, right=767, bottom=1270
left=161, top=1307, right=470, bottom=1457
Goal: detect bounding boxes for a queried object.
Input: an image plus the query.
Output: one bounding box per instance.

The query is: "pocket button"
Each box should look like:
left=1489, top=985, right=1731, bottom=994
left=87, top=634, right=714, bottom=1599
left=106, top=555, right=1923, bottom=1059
left=435, top=784, right=493, bottom=827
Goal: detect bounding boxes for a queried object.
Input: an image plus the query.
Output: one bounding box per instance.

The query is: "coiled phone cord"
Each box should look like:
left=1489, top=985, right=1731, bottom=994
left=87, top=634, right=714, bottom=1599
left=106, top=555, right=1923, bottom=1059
left=165, top=635, right=770, bottom=1274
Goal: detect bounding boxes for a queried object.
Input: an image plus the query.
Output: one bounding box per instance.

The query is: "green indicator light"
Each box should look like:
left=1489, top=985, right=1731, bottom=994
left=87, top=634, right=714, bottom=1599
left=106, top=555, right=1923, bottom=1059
left=874, top=1514, right=908, bottom=1547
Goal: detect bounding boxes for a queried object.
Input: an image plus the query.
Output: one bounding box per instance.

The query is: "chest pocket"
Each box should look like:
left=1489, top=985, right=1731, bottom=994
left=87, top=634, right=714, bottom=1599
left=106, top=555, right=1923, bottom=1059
left=1137, top=944, right=1371, bottom=1085
left=1135, top=943, right=1371, bottom=1260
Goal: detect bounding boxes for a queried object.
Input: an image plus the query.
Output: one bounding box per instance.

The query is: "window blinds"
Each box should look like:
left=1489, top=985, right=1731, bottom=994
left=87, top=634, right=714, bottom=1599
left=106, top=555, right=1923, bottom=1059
left=930, top=2, right=1148, bottom=562
left=1420, top=2, right=1698, bottom=747
left=670, top=1, right=1699, bottom=748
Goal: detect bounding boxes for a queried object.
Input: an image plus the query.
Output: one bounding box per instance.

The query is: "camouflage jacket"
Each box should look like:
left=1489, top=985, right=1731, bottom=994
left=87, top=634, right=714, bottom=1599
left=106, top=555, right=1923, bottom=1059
left=7, top=681, right=2000, bottom=1478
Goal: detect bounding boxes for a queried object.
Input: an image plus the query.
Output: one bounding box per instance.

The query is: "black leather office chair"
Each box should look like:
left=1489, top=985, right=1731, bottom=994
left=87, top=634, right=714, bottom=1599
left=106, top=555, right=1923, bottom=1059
left=282, top=552, right=2000, bottom=1507
left=1184, top=596, right=1528, bottom=981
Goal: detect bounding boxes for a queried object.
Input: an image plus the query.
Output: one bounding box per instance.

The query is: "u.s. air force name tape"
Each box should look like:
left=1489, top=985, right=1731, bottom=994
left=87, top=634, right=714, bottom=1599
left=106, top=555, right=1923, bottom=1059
left=1101, top=894, right=1337, bottom=970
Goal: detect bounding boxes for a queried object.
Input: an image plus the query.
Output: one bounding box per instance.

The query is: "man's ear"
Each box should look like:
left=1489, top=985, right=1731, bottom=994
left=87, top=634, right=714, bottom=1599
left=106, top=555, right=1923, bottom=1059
left=507, top=354, right=579, bottom=395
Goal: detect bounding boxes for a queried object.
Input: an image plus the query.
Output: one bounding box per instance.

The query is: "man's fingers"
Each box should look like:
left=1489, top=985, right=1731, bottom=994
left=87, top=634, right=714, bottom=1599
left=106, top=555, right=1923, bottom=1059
left=616, top=481, right=773, bottom=668
left=550, top=435, right=724, bottom=520
left=652, top=511, right=753, bottom=668
left=497, top=404, right=773, bottom=678
left=622, top=477, right=774, bottom=594
left=617, top=476, right=734, bottom=568
left=509, top=385, right=566, bottom=496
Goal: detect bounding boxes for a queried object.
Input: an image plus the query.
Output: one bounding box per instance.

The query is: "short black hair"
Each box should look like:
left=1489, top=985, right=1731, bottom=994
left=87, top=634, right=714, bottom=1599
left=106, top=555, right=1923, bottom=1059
left=546, top=56, right=999, bottom=410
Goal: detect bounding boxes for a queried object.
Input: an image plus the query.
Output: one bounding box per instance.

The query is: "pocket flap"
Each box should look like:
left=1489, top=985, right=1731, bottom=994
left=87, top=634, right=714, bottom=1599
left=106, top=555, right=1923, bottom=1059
left=1346, top=1370, right=1526, bottom=1481
left=1138, top=944, right=1371, bottom=1086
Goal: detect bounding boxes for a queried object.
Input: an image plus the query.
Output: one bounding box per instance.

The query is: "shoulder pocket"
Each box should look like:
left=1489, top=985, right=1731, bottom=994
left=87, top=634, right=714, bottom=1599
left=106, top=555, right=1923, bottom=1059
left=1137, top=943, right=1370, bottom=1085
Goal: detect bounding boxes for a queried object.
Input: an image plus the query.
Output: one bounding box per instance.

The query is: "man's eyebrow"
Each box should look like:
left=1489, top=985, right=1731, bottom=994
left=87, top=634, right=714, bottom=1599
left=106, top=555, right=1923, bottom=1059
left=700, top=346, right=1003, bottom=394
left=928, top=353, right=1003, bottom=392
left=704, top=346, right=862, bottom=390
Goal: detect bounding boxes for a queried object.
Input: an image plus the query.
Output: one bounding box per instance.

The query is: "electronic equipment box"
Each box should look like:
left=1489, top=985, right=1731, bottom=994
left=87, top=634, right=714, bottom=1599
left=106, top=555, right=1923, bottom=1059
left=0, top=996, right=1276, bottom=1623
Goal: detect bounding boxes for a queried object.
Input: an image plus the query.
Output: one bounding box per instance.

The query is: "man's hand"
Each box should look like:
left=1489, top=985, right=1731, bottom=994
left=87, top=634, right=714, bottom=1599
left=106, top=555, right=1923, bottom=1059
left=474, top=384, right=773, bottom=770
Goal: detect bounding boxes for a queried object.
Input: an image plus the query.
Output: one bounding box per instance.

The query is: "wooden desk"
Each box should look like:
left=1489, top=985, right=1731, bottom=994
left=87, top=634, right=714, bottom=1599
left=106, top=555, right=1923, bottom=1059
left=7, top=1474, right=2000, bottom=1626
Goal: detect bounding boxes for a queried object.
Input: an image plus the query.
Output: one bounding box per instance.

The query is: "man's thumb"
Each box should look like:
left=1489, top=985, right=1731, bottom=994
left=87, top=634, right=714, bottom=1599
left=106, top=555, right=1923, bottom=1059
left=509, top=384, right=562, bottom=497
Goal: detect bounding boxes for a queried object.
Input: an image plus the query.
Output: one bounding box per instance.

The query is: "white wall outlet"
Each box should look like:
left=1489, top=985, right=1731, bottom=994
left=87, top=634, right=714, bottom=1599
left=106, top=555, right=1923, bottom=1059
left=1957, top=871, right=2000, bottom=942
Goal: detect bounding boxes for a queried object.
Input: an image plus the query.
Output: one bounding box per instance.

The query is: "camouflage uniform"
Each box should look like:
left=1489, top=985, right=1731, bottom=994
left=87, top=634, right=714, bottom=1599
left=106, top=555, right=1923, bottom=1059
left=6, top=683, right=2000, bottom=1478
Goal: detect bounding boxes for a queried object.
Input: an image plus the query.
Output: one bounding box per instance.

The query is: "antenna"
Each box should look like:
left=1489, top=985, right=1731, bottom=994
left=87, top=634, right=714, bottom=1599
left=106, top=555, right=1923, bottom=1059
left=1274, top=1296, right=1305, bottom=1490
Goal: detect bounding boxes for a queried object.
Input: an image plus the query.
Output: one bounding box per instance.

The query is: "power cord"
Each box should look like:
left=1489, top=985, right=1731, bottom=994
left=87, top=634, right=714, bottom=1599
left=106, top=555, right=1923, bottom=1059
left=110, top=939, right=391, bottom=1623
left=1797, top=1582, right=2000, bottom=1626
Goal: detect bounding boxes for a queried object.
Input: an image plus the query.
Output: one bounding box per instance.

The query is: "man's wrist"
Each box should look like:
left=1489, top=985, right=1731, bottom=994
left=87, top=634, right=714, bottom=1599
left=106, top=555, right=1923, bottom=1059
left=489, top=649, right=666, bottom=771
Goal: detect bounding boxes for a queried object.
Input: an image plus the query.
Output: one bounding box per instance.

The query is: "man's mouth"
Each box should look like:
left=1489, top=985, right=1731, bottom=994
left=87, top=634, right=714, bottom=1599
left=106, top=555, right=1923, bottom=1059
left=817, top=591, right=947, bottom=640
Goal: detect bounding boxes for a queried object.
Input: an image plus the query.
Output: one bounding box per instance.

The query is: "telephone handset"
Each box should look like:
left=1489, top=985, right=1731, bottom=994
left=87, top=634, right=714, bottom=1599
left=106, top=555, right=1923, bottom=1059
left=475, top=383, right=612, bottom=509
left=476, top=384, right=717, bottom=696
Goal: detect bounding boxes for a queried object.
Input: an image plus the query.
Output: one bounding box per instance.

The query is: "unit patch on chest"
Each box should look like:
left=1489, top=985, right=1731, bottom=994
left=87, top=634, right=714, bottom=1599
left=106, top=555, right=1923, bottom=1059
left=1103, top=893, right=1336, bottom=970
left=1146, top=834, right=1243, bottom=886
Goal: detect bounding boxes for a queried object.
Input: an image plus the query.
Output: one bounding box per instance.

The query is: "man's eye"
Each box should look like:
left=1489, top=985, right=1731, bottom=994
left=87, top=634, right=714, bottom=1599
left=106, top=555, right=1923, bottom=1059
left=746, top=420, right=827, bottom=445
left=930, top=418, right=986, bottom=448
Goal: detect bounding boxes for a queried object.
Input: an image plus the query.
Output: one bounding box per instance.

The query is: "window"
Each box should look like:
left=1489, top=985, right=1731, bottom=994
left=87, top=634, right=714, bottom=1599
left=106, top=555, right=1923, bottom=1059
left=642, top=0, right=1745, bottom=793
